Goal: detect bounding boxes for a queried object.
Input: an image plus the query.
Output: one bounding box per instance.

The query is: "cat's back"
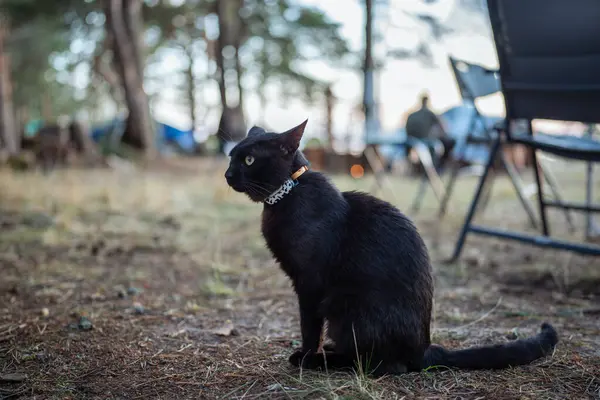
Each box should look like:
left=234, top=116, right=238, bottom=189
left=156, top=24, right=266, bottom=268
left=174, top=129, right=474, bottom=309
left=340, top=190, right=430, bottom=273
left=341, top=190, right=421, bottom=236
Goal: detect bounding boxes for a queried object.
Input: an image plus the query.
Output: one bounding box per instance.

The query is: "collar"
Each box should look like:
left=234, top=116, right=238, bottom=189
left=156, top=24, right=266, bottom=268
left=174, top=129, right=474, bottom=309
left=264, top=165, right=309, bottom=205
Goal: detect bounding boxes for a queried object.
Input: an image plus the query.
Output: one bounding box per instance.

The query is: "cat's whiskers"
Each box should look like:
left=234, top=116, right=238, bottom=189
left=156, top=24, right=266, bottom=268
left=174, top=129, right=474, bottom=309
left=246, top=179, right=278, bottom=191
left=244, top=182, right=272, bottom=197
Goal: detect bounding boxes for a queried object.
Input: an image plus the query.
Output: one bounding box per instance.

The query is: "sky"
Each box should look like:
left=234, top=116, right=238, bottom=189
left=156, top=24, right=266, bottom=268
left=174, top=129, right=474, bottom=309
left=149, top=0, right=505, bottom=147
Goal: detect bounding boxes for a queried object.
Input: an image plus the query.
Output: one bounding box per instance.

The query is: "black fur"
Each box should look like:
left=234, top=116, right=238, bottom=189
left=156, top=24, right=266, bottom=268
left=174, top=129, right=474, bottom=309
left=225, top=120, right=559, bottom=376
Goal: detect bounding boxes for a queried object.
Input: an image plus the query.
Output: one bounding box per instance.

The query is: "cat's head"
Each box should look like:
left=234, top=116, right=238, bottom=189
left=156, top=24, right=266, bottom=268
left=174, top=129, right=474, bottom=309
left=225, top=120, right=309, bottom=202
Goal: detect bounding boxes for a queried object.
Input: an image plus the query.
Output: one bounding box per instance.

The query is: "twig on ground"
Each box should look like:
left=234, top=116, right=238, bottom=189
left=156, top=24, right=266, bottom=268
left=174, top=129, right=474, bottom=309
left=437, top=297, right=502, bottom=332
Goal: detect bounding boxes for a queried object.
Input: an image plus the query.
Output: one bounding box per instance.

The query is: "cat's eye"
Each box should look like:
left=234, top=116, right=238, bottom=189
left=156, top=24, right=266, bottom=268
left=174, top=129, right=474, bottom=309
left=245, top=155, right=255, bottom=166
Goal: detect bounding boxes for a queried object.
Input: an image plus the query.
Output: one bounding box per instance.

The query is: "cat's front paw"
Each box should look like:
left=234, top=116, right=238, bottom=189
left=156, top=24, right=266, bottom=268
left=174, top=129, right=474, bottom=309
left=288, top=350, right=309, bottom=367
left=322, top=343, right=336, bottom=352
left=289, top=350, right=326, bottom=369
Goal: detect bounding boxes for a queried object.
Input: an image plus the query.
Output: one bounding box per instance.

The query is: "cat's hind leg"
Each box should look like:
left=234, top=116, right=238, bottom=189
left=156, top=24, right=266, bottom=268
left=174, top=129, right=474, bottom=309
left=289, top=350, right=408, bottom=376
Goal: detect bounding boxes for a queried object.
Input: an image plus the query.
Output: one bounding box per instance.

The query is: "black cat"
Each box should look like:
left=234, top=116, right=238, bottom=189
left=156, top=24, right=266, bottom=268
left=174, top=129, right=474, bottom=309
left=225, top=120, right=558, bottom=376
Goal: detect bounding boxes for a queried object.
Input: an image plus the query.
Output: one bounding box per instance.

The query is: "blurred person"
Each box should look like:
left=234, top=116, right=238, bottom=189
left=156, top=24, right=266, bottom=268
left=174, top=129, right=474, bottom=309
left=404, top=94, right=455, bottom=169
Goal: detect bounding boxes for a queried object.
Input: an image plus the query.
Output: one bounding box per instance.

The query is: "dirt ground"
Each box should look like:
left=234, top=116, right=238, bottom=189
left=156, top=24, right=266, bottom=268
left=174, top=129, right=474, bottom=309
left=1, top=158, right=599, bottom=399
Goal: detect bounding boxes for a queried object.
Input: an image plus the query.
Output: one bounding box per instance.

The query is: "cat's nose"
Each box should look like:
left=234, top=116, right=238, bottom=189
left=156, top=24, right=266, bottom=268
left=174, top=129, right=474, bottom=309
left=225, top=169, right=233, bottom=180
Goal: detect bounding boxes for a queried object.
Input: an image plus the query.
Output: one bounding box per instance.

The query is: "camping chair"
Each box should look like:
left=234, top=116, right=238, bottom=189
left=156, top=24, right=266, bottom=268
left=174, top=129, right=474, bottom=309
left=450, top=0, right=600, bottom=261
left=363, top=134, right=447, bottom=206
left=439, top=57, right=574, bottom=229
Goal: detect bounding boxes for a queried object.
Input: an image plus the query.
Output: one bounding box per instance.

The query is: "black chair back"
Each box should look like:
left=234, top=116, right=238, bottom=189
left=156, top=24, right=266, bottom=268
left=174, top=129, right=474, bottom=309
left=487, top=0, right=600, bottom=130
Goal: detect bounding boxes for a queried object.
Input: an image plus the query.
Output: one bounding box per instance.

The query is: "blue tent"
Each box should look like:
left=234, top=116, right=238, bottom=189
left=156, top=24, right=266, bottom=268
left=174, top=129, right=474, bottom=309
left=156, top=122, right=197, bottom=153
left=91, top=119, right=197, bottom=154
left=91, top=120, right=120, bottom=142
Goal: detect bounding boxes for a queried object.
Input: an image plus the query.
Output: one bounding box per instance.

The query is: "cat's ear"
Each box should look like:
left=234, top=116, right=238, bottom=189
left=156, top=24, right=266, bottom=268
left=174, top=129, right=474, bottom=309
left=278, top=119, right=307, bottom=155
left=247, top=126, right=265, bottom=137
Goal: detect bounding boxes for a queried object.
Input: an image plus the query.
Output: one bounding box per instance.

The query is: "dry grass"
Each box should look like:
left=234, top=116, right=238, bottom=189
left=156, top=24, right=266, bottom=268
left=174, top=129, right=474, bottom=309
left=0, top=158, right=599, bottom=399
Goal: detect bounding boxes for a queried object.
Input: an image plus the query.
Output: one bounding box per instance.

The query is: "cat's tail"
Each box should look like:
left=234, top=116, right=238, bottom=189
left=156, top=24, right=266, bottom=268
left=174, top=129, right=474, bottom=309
left=422, top=323, right=558, bottom=370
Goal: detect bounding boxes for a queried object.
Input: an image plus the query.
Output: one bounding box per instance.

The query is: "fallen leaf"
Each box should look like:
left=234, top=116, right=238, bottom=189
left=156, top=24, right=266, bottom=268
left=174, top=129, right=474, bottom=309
left=212, top=320, right=238, bottom=336
left=132, top=302, right=145, bottom=315
left=78, top=316, right=93, bottom=331
left=267, top=383, right=296, bottom=392
left=90, top=292, right=106, bottom=301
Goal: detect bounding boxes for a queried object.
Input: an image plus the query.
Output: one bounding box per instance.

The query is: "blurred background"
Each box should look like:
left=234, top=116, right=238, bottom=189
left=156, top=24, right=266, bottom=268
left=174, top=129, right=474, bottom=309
left=0, top=0, right=505, bottom=166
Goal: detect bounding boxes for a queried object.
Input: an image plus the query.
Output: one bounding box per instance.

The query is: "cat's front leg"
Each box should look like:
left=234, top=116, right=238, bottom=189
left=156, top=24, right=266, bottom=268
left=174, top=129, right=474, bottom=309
left=289, top=292, right=323, bottom=367
left=321, top=343, right=336, bottom=352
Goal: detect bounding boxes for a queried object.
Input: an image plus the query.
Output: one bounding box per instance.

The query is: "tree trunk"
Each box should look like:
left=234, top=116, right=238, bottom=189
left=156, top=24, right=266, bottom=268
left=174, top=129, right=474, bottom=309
left=36, top=124, right=69, bottom=172
left=93, top=36, right=123, bottom=104
left=105, top=0, right=156, bottom=158
left=0, top=20, right=18, bottom=155
left=363, top=0, right=376, bottom=142
left=215, top=0, right=246, bottom=153
left=234, top=42, right=244, bottom=112
left=123, top=0, right=144, bottom=79
left=184, top=45, right=197, bottom=131
left=325, top=85, right=334, bottom=151
left=215, top=1, right=228, bottom=153
left=215, top=0, right=228, bottom=113
left=69, top=120, right=100, bottom=160
left=217, top=105, right=245, bottom=153
left=41, top=91, right=52, bottom=121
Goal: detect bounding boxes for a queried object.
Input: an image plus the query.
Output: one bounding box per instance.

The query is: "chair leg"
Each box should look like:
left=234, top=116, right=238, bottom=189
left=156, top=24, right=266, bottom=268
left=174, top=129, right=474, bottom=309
left=437, top=162, right=460, bottom=218
left=584, top=151, right=600, bottom=239
left=531, top=150, right=549, bottom=236
left=477, top=167, right=496, bottom=217
left=449, top=136, right=502, bottom=263
left=500, top=152, right=538, bottom=229
left=438, top=137, right=469, bottom=218
left=525, top=119, right=549, bottom=236
left=413, top=142, right=446, bottom=201
left=410, top=176, right=429, bottom=213
left=439, top=113, right=491, bottom=218
left=584, top=126, right=599, bottom=239
left=538, top=159, right=576, bottom=232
